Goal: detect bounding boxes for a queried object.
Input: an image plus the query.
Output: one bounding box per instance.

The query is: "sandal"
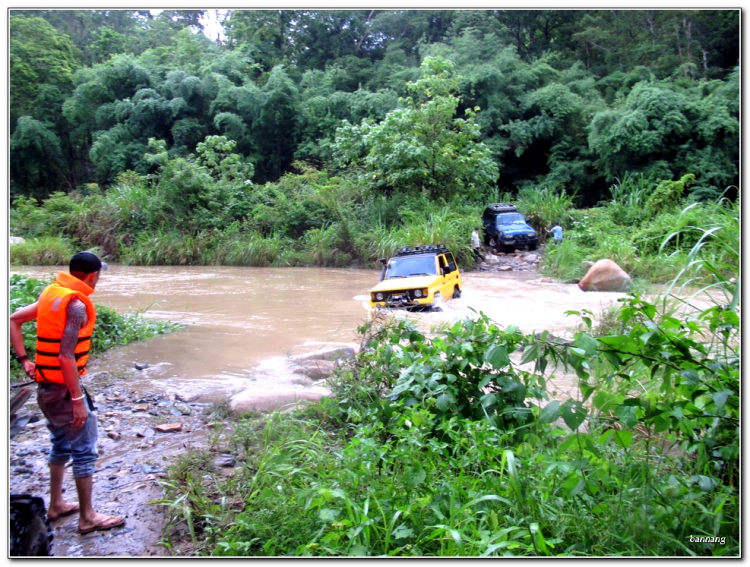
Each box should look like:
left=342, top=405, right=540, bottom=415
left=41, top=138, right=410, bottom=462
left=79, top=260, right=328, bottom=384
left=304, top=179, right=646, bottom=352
left=47, top=503, right=80, bottom=521
left=79, top=515, right=126, bottom=535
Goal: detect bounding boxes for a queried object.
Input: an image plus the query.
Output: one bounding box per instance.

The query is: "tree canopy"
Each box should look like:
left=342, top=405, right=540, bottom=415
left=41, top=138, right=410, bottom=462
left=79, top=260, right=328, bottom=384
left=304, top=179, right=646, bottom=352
left=9, top=9, right=739, bottom=203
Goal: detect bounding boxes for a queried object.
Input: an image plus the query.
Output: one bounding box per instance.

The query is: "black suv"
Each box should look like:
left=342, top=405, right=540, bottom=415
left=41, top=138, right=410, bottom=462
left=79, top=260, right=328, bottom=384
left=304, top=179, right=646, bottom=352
left=481, top=203, right=538, bottom=252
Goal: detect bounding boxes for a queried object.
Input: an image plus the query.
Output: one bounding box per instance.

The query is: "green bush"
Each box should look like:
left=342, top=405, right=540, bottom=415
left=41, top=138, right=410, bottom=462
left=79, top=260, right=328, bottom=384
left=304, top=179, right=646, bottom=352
left=331, top=314, right=544, bottom=435
left=157, top=286, right=739, bottom=557
left=10, top=236, right=76, bottom=266
left=515, top=186, right=576, bottom=235
left=539, top=238, right=585, bottom=282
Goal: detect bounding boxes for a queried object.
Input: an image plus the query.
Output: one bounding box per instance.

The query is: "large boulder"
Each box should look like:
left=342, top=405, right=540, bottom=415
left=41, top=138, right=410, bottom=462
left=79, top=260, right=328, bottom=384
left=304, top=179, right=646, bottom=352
left=578, top=259, right=632, bottom=292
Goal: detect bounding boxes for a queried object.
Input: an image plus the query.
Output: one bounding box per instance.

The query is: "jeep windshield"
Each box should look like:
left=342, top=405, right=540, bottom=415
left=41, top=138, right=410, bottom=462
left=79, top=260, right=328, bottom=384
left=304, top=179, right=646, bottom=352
left=385, top=256, right=437, bottom=278
left=496, top=213, right=525, bottom=225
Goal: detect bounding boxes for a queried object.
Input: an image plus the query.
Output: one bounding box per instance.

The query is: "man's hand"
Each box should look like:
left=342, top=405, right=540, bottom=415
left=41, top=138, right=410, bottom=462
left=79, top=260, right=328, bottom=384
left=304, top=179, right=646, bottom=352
left=71, top=399, right=88, bottom=429
left=21, top=359, right=35, bottom=380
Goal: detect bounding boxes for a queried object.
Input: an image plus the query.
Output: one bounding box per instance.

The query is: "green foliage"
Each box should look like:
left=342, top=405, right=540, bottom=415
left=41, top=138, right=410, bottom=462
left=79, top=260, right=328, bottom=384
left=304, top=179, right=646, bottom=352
left=346, top=315, right=541, bottom=432
left=10, top=14, right=81, bottom=122
left=217, top=232, right=288, bottom=268
left=10, top=236, right=77, bottom=266
left=645, top=173, right=694, bottom=215
left=333, top=56, right=499, bottom=200
left=514, top=186, right=576, bottom=234
left=539, top=239, right=585, bottom=283
left=10, top=118, right=69, bottom=199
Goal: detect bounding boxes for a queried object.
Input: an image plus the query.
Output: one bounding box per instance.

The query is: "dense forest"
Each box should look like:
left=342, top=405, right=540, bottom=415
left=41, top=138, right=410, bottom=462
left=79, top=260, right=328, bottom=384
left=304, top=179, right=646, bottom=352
left=9, top=9, right=739, bottom=274
left=10, top=9, right=738, bottom=201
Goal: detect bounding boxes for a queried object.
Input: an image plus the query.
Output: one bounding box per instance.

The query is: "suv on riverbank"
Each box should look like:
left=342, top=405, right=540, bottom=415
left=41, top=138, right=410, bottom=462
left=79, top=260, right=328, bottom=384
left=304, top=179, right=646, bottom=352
left=482, top=203, right=538, bottom=252
left=369, top=245, right=462, bottom=311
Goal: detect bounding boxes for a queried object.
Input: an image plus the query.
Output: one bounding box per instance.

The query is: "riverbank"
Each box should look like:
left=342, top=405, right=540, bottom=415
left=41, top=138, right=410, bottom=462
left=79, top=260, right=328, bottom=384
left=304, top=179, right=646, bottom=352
left=10, top=368, right=226, bottom=557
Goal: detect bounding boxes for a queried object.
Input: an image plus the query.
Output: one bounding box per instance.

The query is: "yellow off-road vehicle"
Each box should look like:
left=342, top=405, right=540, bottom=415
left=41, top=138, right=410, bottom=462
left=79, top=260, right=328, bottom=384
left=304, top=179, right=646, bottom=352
left=369, top=245, right=462, bottom=311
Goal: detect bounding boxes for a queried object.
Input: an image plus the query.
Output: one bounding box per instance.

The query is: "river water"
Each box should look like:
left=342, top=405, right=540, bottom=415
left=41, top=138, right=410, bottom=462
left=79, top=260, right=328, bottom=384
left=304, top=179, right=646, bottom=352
left=11, top=265, right=630, bottom=402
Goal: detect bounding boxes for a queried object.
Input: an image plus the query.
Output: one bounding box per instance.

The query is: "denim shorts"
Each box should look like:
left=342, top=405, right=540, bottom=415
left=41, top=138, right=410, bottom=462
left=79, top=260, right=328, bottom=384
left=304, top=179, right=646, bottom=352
left=36, top=383, right=99, bottom=478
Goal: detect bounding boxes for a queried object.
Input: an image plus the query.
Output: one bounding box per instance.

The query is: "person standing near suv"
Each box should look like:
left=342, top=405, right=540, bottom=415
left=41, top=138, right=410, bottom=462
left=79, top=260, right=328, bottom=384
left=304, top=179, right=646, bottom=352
left=10, top=252, right=125, bottom=535
left=471, top=227, right=485, bottom=265
left=547, top=222, right=564, bottom=244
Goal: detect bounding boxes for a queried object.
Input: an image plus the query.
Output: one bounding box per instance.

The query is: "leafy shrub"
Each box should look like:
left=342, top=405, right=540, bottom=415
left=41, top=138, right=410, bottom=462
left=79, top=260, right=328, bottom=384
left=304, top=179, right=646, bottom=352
left=10, top=191, right=82, bottom=238
left=645, top=173, right=695, bottom=216
left=334, top=315, right=544, bottom=435
left=515, top=186, right=575, bottom=234
left=10, top=236, right=76, bottom=265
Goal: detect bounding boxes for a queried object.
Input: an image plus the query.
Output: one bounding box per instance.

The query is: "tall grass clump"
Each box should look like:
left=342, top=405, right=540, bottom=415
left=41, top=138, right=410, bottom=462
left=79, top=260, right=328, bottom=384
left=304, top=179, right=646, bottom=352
left=10, top=236, right=76, bottom=266
left=399, top=208, right=473, bottom=264
left=358, top=223, right=404, bottom=266
left=120, top=229, right=219, bottom=265
left=515, top=186, right=575, bottom=234
left=539, top=238, right=584, bottom=282
left=302, top=224, right=350, bottom=267
left=606, top=172, right=652, bottom=225
left=662, top=193, right=739, bottom=308
left=218, top=232, right=288, bottom=267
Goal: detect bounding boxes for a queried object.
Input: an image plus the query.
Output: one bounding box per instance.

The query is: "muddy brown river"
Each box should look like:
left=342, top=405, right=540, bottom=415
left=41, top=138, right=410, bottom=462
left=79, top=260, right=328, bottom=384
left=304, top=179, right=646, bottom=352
left=12, top=265, right=629, bottom=404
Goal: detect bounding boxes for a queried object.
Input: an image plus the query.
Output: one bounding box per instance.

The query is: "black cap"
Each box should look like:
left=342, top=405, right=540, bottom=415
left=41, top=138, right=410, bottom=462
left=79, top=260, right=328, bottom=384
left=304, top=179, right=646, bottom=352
left=69, top=252, right=108, bottom=274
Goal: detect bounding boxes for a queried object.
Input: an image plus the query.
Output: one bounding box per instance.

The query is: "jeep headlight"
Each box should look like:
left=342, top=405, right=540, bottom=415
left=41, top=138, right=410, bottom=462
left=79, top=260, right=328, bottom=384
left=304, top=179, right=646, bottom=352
left=413, top=289, right=423, bottom=298
left=374, top=292, right=384, bottom=301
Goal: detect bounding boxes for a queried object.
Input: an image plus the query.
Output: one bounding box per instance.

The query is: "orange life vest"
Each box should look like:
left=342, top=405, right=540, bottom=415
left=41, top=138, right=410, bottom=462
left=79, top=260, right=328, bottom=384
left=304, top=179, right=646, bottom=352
left=34, top=272, right=97, bottom=384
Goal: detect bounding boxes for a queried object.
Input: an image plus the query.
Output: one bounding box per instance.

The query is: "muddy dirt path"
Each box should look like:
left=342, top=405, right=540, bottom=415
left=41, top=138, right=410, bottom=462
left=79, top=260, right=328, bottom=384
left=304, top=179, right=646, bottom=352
left=10, top=367, right=221, bottom=556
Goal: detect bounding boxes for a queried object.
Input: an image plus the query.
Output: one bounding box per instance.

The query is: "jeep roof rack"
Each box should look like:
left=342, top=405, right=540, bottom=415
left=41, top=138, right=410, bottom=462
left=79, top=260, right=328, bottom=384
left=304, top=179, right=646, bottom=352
left=484, top=203, right=517, bottom=214
left=395, top=244, right=450, bottom=257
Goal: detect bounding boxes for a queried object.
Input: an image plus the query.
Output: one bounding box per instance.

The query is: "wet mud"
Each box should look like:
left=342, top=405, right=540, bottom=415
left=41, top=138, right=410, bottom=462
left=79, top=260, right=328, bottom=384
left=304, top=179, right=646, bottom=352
left=9, top=367, right=219, bottom=556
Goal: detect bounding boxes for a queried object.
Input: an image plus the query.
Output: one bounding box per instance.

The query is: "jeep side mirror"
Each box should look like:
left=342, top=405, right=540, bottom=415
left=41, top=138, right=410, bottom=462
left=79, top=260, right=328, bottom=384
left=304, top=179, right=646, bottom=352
left=445, top=262, right=456, bottom=274
left=379, top=258, right=386, bottom=265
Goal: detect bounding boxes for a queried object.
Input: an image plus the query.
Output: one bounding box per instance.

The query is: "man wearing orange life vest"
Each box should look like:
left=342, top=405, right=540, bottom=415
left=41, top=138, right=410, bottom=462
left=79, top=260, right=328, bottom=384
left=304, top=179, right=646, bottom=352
left=10, top=252, right=125, bottom=535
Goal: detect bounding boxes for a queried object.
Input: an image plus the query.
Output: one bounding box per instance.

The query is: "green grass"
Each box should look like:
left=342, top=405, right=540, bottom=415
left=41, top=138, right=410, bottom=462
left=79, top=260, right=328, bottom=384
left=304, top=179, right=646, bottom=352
left=10, top=236, right=76, bottom=266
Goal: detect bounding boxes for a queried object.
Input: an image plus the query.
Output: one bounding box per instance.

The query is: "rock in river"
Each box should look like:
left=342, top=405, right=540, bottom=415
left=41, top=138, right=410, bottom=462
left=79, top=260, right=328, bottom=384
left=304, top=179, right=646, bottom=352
left=290, top=347, right=356, bottom=363
left=154, top=423, right=183, bottom=433
left=293, top=360, right=336, bottom=379
left=230, top=387, right=331, bottom=415
left=578, top=259, right=632, bottom=292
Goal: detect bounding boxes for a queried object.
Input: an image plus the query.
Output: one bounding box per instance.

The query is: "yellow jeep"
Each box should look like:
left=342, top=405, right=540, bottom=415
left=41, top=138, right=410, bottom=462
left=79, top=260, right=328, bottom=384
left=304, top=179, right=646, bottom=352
left=369, top=245, right=462, bottom=311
